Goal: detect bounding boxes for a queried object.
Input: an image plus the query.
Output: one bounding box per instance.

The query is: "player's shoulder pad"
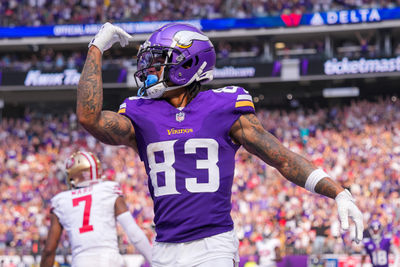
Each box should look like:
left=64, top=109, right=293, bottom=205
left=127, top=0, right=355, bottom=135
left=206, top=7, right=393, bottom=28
left=211, top=86, right=255, bottom=113
left=100, top=180, right=123, bottom=196
left=117, top=95, right=151, bottom=115
left=50, top=191, right=67, bottom=209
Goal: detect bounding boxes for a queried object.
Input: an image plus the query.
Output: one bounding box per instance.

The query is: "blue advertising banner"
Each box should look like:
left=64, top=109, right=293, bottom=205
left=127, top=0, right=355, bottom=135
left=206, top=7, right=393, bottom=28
left=0, top=7, right=399, bottom=38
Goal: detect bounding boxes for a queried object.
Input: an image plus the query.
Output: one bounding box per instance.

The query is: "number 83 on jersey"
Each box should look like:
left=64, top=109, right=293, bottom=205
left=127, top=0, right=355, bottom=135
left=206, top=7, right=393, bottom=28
left=147, top=138, right=220, bottom=197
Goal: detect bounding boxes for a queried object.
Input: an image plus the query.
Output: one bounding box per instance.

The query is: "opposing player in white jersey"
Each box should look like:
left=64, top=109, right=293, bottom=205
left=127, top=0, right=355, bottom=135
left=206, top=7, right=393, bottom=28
left=40, top=151, right=152, bottom=267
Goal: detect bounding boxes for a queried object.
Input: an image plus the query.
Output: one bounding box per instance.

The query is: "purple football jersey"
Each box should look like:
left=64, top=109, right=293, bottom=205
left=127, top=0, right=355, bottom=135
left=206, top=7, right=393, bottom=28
left=119, top=86, right=255, bottom=242
left=363, top=235, right=392, bottom=267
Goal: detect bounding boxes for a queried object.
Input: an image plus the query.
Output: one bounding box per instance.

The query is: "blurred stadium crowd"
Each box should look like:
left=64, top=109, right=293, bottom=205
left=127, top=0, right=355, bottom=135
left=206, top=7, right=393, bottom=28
left=0, top=0, right=399, bottom=27
left=0, top=96, right=399, bottom=262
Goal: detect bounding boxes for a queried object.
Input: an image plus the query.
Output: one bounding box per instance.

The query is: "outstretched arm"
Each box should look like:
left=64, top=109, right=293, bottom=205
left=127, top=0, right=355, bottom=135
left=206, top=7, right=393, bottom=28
left=77, top=46, right=137, bottom=150
left=230, top=113, right=341, bottom=197
left=230, top=113, right=364, bottom=242
left=40, top=213, right=63, bottom=267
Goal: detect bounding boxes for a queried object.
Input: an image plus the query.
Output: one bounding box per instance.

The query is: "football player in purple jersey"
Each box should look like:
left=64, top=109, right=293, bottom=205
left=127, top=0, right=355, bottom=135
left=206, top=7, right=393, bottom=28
left=361, top=220, right=399, bottom=267
left=76, top=22, right=364, bottom=267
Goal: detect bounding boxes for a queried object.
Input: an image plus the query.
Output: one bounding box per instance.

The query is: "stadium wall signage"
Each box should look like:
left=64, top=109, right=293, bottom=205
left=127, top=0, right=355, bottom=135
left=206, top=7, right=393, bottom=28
left=214, top=66, right=256, bottom=78
left=300, top=57, right=400, bottom=76
left=0, top=63, right=277, bottom=87
left=0, top=8, right=399, bottom=38
left=24, top=69, right=81, bottom=86
left=324, top=57, right=400, bottom=75
left=308, top=9, right=381, bottom=26
left=0, top=69, right=126, bottom=87
left=214, top=62, right=279, bottom=78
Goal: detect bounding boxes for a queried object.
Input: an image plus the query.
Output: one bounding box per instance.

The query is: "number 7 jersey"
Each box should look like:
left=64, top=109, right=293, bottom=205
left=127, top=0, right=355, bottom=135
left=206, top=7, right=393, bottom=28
left=119, top=86, right=255, bottom=242
left=50, top=181, right=122, bottom=257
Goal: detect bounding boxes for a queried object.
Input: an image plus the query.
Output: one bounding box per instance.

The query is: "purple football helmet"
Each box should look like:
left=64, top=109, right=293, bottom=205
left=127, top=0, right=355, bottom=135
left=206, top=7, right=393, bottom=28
left=370, top=220, right=381, bottom=232
left=134, top=23, right=216, bottom=98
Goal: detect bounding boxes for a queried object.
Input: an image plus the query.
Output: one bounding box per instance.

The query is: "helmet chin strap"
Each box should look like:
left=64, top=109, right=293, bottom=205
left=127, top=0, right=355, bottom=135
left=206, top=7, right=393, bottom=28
left=145, top=61, right=208, bottom=99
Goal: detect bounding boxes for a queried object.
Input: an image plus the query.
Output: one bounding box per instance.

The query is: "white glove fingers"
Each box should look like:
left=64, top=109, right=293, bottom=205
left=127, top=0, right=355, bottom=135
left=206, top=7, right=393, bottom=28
left=339, top=207, right=349, bottom=231
left=89, top=22, right=132, bottom=53
left=118, top=28, right=133, bottom=40
left=355, top=219, right=364, bottom=243
left=351, top=210, right=364, bottom=243
left=115, top=28, right=132, bottom=47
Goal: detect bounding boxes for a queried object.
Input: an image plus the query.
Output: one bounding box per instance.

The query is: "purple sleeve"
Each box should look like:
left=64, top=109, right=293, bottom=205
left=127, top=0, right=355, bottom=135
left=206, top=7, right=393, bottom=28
left=212, top=86, right=255, bottom=115
left=231, top=87, right=256, bottom=115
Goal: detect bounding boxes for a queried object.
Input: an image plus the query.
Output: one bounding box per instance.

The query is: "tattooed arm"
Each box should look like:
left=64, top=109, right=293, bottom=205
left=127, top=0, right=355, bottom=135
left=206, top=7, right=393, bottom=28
left=77, top=46, right=137, bottom=151
left=229, top=113, right=343, bottom=199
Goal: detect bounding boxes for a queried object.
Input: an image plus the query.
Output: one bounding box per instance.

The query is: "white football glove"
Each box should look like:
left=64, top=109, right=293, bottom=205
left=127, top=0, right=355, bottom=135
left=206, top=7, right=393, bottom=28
left=335, top=189, right=364, bottom=243
left=88, top=22, right=132, bottom=54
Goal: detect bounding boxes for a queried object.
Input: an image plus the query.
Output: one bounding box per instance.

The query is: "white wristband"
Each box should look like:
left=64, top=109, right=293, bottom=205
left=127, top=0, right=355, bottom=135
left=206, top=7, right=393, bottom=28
left=305, top=169, right=330, bottom=193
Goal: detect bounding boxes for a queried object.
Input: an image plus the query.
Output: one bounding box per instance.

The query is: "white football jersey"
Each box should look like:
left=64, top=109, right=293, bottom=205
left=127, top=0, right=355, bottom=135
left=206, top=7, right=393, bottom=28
left=51, top=181, right=122, bottom=258
left=256, top=238, right=281, bottom=267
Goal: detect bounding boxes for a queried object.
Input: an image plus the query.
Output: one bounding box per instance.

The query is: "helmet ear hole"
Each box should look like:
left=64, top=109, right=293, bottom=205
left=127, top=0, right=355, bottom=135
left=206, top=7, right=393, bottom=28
left=194, top=55, right=199, bottom=66
left=182, top=58, right=193, bottom=69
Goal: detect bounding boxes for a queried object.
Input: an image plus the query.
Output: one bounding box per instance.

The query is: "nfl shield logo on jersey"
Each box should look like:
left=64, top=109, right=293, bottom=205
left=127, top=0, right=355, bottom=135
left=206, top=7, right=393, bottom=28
left=176, top=111, right=185, bottom=122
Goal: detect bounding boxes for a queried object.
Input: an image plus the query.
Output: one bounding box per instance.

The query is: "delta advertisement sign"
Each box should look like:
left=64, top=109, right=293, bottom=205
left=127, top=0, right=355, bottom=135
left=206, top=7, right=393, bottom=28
left=307, top=8, right=381, bottom=26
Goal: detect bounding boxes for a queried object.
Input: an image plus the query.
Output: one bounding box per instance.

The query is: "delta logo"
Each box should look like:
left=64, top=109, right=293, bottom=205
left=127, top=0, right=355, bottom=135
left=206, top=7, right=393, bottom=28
left=167, top=128, right=194, bottom=135
left=281, top=13, right=302, bottom=27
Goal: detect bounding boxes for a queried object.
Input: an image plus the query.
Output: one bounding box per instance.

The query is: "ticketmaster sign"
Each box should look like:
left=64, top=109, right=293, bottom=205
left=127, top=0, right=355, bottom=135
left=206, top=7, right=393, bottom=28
left=324, top=57, right=400, bottom=75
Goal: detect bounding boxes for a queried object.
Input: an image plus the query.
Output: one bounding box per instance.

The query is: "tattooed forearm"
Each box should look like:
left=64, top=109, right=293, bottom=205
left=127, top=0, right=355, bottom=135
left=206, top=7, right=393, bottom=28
left=314, top=178, right=343, bottom=199
left=101, top=111, right=132, bottom=138
left=77, top=47, right=103, bottom=121
left=76, top=47, right=136, bottom=148
left=234, top=113, right=314, bottom=186
left=238, top=114, right=314, bottom=186
left=81, top=111, right=136, bottom=147
left=232, top=113, right=344, bottom=198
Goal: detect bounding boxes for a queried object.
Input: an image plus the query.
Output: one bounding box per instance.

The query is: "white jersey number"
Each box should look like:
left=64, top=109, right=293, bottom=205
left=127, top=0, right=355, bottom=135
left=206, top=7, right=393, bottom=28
left=147, top=138, right=220, bottom=197
left=213, top=86, right=249, bottom=94
left=372, top=249, right=388, bottom=265
left=72, top=195, right=94, bottom=234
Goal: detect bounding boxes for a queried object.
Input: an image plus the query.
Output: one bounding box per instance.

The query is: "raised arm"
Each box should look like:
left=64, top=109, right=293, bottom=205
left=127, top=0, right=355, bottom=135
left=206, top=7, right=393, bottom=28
left=76, top=23, right=137, bottom=150
left=230, top=113, right=364, bottom=242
